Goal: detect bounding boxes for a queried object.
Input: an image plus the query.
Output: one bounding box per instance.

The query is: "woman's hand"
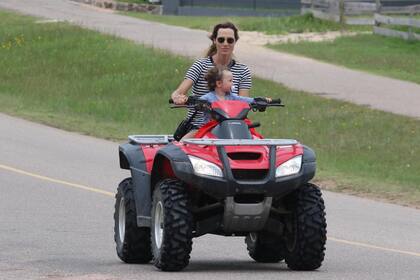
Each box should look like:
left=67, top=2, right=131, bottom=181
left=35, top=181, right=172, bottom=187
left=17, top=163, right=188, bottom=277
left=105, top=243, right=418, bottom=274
left=171, top=79, right=193, bottom=105
left=171, top=91, right=188, bottom=105
left=265, top=97, right=272, bottom=103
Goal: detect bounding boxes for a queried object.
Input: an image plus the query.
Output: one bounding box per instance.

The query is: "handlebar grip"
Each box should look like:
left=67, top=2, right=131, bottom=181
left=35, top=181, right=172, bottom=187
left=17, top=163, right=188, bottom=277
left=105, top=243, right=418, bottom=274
left=270, top=98, right=281, bottom=104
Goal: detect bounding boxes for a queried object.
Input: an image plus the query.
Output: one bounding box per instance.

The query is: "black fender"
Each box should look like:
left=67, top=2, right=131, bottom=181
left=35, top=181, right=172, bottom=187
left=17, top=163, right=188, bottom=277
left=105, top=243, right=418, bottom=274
left=302, top=145, right=316, bottom=183
left=119, top=143, right=152, bottom=227
left=151, top=143, right=195, bottom=189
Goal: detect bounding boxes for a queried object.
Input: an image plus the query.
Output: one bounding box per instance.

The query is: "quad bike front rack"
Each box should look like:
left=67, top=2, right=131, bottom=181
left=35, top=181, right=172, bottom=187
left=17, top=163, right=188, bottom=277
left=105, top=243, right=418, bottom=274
left=182, top=138, right=298, bottom=147
left=128, top=135, right=174, bottom=145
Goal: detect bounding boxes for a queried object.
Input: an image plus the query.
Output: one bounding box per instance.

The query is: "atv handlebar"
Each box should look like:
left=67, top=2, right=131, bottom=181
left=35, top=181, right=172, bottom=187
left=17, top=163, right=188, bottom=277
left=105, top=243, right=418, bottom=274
left=169, top=96, right=284, bottom=111
left=169, top=96, right=210, bottom=110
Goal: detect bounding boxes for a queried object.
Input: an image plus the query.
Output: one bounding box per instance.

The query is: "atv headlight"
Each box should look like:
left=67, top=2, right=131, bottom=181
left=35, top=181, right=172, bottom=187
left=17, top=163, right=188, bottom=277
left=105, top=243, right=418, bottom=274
left=188, top=155, right=223, bottom=178
left=275, top=155, right=302, bottom=177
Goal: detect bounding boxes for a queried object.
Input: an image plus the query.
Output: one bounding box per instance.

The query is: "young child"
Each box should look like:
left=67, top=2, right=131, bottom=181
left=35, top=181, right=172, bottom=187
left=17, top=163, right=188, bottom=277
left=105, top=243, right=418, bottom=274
left=199, top=65, right=271, bottom=124
left=180, top=66, right=270, bottom=139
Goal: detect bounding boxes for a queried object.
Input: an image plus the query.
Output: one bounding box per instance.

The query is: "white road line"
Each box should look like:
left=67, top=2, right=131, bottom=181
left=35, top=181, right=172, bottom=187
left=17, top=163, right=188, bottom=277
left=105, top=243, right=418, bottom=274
left=0, top=163, right=114, bottom=197
left=329, top=237, right=420, bottom=257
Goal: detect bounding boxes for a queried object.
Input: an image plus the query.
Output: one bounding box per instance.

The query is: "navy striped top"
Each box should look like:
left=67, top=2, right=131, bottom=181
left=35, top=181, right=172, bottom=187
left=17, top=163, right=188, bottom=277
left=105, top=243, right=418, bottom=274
left=184, top=56, right=252, bottom=127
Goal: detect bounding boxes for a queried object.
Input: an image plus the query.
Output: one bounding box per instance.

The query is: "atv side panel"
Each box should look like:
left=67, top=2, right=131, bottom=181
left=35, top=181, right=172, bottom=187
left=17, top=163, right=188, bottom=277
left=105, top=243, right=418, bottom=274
left=119, top=143, right=152, bottom=227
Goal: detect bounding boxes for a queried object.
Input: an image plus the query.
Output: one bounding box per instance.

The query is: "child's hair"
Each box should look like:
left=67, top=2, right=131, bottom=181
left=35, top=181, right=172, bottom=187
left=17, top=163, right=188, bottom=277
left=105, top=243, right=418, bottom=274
left=205, top=65, right=228, bottom=91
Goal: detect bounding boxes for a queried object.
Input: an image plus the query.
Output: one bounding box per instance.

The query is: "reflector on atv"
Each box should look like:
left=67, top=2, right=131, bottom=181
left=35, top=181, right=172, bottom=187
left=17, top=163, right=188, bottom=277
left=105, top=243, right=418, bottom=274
left=114, top=97, right=327, bottom=272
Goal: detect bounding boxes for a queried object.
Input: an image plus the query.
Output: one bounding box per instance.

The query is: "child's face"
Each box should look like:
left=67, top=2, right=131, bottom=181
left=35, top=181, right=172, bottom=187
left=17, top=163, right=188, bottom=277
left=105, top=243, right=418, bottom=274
left=217, top=70, right=233, bottom=93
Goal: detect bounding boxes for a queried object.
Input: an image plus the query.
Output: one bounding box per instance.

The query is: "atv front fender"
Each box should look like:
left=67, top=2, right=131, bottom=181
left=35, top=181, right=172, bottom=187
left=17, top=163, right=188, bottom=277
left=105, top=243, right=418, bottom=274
left=119, top=143, right=152, bottom=227
left=302, top=145, right=316, bottom=182
left=151, top=143, right=194, bottom=188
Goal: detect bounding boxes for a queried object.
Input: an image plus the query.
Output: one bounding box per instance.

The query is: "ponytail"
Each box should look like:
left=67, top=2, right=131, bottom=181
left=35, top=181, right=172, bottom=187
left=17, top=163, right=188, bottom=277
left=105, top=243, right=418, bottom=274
left=206, top=43, right=217, bottom=57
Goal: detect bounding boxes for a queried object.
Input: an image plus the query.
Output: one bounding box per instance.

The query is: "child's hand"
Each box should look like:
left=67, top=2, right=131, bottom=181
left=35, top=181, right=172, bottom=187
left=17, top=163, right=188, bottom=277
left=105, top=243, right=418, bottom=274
left=265, top=97, right=272, bottom=103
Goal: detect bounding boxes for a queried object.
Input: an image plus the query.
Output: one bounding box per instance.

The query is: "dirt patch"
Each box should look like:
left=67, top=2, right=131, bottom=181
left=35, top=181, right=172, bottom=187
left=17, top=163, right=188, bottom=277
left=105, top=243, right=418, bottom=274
left=240, top=30, right=371, bottom=45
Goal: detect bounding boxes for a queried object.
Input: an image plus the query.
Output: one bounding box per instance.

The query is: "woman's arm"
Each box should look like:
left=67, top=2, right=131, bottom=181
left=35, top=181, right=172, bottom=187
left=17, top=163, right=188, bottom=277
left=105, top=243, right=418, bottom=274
left=239, top=89, right=250, bottom=97
left=171, top=79, right=193, bottom=104
left=238, top=65, right=252, bottom=97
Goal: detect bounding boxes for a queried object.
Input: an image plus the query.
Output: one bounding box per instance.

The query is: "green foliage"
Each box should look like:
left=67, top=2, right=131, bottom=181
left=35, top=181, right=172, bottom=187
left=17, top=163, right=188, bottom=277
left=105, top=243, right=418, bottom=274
left=269, top=34, right=420, bottom=84
left=124, top=12, right=371, bottom=34
left=1, top=11, right=419, bottom=205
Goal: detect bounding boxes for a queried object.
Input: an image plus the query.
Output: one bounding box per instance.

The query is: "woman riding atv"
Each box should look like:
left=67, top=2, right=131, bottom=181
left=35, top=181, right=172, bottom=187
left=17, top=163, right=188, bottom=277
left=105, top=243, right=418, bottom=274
left=171, top=22, right=253, bottom=138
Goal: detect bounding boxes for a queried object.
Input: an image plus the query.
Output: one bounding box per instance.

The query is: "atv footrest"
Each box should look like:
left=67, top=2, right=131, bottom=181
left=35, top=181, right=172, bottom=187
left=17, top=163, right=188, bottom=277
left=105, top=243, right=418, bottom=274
left=128, top=135, right=174, bottom=145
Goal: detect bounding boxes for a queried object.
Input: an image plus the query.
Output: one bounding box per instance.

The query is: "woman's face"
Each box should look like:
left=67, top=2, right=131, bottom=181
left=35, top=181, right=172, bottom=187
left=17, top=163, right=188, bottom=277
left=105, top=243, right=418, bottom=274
left=214, top=28, right=236, bottom=56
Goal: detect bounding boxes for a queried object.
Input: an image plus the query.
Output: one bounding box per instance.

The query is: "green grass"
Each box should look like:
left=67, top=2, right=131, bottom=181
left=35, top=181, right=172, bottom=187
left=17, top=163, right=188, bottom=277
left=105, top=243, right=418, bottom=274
left=1, top=10, right=420, bottom=206
left=126, top=12, right=371, bottom=35
left=269, top=34, right=420, bottom=84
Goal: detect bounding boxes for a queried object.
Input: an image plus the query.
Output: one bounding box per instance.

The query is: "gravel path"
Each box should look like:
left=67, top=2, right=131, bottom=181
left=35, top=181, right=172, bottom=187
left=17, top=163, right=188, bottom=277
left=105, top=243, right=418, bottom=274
left=1, top=0, right=420, bottom=118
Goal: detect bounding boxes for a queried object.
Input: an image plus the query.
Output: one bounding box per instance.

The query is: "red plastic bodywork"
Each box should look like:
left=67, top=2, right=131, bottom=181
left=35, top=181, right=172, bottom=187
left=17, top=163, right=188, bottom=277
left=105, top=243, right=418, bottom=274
left=212, top=100, right=250, bottom=118
left=140, top=101, right=303, bottom=174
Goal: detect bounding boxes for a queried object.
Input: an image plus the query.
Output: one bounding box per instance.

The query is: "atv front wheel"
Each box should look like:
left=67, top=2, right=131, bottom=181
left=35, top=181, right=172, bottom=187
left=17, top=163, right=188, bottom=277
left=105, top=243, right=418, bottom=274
left=114, top=178, right=152, bottom=263
left=151, top=179, right=193, bottom=271
left=245, top=232, right=285, bottom=263
left=284, top=183, right=327, bottom=270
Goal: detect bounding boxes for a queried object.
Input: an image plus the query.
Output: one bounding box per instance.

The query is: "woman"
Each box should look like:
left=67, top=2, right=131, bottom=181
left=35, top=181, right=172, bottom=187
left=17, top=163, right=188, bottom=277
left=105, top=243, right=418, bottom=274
left=171, top=22, right=252, bottom=137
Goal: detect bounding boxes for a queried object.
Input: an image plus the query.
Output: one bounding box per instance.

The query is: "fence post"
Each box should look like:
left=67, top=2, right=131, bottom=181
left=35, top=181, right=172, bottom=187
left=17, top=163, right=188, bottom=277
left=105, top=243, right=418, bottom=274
left=374, top=0, right=381, bottom=31
left=339, top=0, right=345, bottom=25
left=408, top=8, right=414, bottom=40
left=375, top=0, right=381, bottom=13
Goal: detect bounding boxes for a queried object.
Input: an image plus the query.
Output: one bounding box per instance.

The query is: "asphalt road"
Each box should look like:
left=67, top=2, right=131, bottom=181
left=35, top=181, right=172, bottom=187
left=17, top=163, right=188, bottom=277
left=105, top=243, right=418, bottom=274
left=1, top=113, right=420, bottom=280
left=0, top=0, right=420, bottom=118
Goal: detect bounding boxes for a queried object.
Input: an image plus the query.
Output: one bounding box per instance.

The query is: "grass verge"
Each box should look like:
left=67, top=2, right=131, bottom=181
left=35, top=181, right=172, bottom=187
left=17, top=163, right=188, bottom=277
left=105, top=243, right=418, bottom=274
left=125, top=12, right=371, bottom=34
left=269, top=34, right=420, bottom=84
left=1, top=10, right=419, bottom=207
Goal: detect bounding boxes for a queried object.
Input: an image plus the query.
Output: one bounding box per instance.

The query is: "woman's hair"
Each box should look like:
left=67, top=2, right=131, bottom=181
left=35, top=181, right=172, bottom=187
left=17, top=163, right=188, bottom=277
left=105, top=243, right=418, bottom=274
left=205, top=65, right=228, bottom=91
left=206, top=22, right=239, bottom=57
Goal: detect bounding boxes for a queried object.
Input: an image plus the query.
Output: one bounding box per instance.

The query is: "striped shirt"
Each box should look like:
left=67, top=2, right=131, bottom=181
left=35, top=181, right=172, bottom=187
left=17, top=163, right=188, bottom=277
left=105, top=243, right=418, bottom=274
left=185, top=56, right=252, bottom=127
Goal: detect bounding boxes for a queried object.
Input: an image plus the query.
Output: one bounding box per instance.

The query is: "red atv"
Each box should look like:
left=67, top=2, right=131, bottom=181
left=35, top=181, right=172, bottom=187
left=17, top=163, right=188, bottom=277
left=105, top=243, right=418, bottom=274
left=114, top=97, right=327, bottom=271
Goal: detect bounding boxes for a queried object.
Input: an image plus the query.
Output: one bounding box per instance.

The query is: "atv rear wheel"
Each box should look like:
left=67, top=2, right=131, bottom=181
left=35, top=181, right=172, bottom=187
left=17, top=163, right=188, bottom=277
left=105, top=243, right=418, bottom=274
left=114, top=178, right=152, bottom=263
left=245, top=232, right=285, bottom=263
left=284, top=183, right=327, bottom=270
left=151, top=179, right=193, bottom=271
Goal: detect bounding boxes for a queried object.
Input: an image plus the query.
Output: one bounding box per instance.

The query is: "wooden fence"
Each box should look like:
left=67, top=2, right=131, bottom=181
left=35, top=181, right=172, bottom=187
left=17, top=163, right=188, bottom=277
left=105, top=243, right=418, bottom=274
left=301, top=0, right=420, bottom=25
left=374, top=5, right=420, bottom=40
left=301, top=0, right=378, bottom=24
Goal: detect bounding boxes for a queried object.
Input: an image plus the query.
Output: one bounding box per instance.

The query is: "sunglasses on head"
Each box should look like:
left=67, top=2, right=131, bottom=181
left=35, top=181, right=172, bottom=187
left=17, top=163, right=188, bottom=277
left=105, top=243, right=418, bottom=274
left=216, top=37, right=235, bottom=44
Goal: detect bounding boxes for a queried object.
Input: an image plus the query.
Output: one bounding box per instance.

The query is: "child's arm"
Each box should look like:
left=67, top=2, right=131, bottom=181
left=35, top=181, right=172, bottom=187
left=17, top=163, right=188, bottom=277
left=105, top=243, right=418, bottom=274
left=231, top=93, right=254, bottom=104
left=199, top=93, right=213, bottom=103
